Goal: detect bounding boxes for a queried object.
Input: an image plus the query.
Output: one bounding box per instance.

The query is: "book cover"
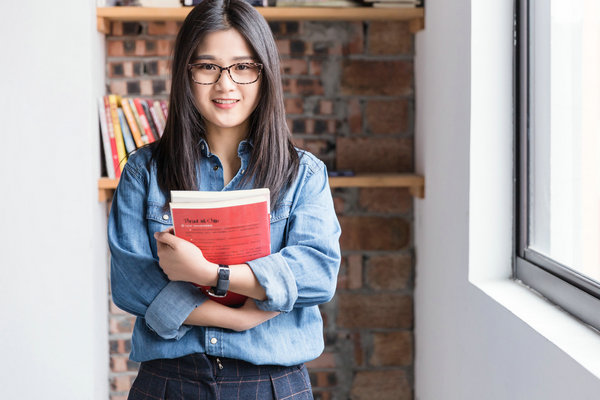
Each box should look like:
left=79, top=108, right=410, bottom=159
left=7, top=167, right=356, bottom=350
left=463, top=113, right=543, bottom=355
left=170, top=188, right=271, bottom=307
left=118, top=108, right=137, bottom=154
left=141, top=100, right=160, bottom=141
left=108, top=95, right=128, bottom=173
left=150, top=100, right=166, bottom=137
left=133, top=98, right=156, bottom=143
left=103, top=96, right=121, bottom=179
left=128, top=98, right=149, bottom=144
left=159, top=100, right=169, bottom=120
left=98, top=97, right=116, bottom=179
left=120, top=97, right=145, bottom=147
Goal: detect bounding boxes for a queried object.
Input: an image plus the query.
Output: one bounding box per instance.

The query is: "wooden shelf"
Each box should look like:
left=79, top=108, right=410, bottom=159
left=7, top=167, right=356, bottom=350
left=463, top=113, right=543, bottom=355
left=98, top=173, right=425, bottom=202
left=96, top=7, right=424, bottom=34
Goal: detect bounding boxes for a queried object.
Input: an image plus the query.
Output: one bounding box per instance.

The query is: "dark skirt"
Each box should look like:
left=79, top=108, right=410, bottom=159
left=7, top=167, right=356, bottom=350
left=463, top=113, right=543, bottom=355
left=128, top=353, right=314, bottom=400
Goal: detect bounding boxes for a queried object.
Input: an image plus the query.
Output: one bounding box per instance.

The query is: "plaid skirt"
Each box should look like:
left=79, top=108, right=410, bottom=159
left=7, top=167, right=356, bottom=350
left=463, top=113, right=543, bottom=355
left=128, top=353, right=314, bottom=400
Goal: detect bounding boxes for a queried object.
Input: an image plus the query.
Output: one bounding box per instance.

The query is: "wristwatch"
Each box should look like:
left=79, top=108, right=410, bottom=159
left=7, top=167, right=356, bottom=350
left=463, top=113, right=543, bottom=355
left=209, top=264, right=230, bottom=297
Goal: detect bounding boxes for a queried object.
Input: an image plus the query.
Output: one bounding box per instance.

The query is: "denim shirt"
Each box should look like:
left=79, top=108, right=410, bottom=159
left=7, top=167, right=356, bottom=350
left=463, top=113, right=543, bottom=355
left=107, top=140, right=341, bottom=366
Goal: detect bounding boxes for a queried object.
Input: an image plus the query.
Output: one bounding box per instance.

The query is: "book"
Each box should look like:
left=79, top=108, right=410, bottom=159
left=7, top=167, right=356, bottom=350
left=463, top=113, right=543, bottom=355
left=103, top=96, right=121, bottom=179
left=128, top=98, right=149, bottom=144
left=118, top=108, right=136, bottom=154
left=120, top=97, right=145, bottom=148
left=151, top=100, right=166, bottom=136
left=108, top=95, right=128, bottom=172
left=98, top=97, right=116, bottom=179
left=141, top=100, right=160, bottom=141
left=170, top=188, right=271, bottom=307
left=133, top=98, right=156, bottom=143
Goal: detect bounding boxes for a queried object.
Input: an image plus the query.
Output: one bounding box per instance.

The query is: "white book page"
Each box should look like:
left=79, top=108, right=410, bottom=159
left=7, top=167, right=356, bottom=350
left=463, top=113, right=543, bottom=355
left=171, top=188, right=270, bottom=210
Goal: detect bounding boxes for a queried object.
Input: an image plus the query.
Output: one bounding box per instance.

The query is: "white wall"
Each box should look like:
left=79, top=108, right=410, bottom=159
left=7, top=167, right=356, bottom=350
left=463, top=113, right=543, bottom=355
left=0, top=1, right=108, bottom=399
left=415, top=1, right=600, bottom=399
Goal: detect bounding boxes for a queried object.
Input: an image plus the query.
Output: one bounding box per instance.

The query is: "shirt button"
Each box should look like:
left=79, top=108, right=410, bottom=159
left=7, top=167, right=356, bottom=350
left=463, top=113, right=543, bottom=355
left=213, top=165, right=219, bottom=171
left=210, top=337, right=218, bottom=344
left=162, top=214, right=169, bottom=220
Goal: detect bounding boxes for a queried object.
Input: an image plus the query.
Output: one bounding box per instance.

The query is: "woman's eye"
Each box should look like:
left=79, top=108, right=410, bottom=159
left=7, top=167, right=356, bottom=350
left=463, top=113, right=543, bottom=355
left=235, top=64, right=251, bottom=71
left=200, top=64, right=217, bottom=71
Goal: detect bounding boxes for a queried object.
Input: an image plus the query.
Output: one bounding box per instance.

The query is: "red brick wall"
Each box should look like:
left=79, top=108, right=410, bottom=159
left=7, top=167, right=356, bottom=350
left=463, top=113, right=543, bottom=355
left=106, top=18, right=414, bottom=400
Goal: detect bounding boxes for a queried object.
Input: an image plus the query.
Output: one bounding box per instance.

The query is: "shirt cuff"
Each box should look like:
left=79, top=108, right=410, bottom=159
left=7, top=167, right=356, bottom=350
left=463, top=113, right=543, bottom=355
left=145, top=281, right=207, bottom=340
left=247, top=253, right=298, bottom=312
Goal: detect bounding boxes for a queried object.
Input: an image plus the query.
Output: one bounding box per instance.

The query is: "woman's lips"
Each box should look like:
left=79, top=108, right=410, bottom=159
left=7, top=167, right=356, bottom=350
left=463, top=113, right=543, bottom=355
left=213, top=99, right=239, bottom=109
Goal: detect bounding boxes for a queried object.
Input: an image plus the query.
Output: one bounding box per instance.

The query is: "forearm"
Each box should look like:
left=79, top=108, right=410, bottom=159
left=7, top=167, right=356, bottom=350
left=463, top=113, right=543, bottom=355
left=228, top=263, right=267, bottom=301
left=184, top=298, right=278, bottom=331
left=198, top=262, right=267, bottom=301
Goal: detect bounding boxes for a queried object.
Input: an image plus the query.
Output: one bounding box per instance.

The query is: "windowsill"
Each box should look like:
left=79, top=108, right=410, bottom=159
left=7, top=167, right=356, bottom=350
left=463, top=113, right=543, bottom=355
left=471, top=277, right=600, bottom=379
left=468, top=0, right=600, bottom=382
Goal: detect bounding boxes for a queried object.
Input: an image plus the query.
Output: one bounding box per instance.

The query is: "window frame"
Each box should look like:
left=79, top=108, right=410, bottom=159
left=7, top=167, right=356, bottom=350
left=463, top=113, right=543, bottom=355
left=515, top=0, right=600, bottom=332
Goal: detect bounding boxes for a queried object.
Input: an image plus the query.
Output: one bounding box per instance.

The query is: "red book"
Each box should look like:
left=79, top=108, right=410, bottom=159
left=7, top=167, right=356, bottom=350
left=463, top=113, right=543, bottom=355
left=170, top=189, right=271, bottom=307
left=133, top=98, right=156, bottom=143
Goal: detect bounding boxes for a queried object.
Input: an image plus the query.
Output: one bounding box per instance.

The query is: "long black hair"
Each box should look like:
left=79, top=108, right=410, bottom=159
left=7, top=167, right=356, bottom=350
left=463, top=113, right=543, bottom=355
left=152, top=0, right=299, bottom=209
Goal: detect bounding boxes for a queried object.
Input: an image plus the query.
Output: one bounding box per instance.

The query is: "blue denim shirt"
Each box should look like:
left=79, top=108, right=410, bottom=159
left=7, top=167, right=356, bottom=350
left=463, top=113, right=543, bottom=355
left=107, top=140, right=341, bottom=366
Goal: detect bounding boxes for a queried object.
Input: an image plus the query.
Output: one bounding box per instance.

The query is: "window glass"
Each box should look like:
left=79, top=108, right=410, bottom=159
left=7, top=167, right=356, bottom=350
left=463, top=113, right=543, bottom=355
left=529, top=0, right=600, bottom=282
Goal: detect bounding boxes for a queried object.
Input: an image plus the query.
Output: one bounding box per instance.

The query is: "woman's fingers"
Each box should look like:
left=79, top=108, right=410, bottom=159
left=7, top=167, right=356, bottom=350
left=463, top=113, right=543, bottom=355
left=154, top=229, right=178, bottom=249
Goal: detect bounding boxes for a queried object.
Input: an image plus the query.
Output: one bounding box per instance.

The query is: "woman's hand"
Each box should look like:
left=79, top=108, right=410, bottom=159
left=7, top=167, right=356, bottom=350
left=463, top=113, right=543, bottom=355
left=154, top=228, right=217, bottom=286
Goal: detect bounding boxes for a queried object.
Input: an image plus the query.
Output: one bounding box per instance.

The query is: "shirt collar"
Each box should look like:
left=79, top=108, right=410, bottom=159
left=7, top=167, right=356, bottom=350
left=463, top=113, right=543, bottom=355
left=197, top=137, right=254, bottom=157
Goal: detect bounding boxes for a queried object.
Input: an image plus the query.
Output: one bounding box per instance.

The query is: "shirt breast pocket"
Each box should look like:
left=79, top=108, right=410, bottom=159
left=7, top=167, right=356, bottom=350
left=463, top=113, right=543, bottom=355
left=270, top=202, right=291, bottom=253
left=146, top=203, right=173, bottom=255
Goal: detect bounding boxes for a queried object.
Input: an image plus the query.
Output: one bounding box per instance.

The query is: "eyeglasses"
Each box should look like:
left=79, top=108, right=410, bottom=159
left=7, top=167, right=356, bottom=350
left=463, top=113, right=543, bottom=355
left=187, top=62, right=263, bottom=85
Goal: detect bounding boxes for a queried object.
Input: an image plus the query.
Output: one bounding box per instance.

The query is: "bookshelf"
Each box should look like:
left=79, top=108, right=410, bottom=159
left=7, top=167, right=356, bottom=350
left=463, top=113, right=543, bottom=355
left=98, top=174, right=425, bottom=202
left=96, top=7, right=425, bottom=33
left=96, top=6, right=426, bottom=201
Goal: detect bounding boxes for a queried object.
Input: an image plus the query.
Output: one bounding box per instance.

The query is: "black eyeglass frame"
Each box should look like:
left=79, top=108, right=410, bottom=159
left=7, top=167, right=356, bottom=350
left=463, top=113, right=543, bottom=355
left=187, top=62, right=263, bottom=85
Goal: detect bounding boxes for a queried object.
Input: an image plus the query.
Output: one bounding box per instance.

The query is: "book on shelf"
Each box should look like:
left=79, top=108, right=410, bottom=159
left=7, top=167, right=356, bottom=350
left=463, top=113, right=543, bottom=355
left=108, top=95, right=128, bottom=172
left=141, top=100, right=161, bottom=141
left=127, top=98, right=149, bottom=144
left=118, top=108, right=137, bottom=154
left=150, top=100, right=166, bottom=135
left=159, top=100, right=169, bottom=120
left=98, top=95, right=169, bottom=180
left=133, top=98, right=157, bottom=143
left=170, top=188, right=271, bottom=307
left=120, top=98, right=145, bottom=147
left=98, top=97, right=116, bottom=180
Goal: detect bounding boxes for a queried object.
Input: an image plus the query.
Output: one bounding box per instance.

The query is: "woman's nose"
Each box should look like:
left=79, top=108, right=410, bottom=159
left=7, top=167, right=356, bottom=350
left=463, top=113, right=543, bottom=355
left=214, top=69, right=236, bottom=90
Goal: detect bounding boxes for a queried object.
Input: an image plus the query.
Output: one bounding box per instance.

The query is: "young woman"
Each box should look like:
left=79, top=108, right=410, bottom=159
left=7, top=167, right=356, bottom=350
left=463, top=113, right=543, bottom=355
left=107, top=0, right=341, bottom=398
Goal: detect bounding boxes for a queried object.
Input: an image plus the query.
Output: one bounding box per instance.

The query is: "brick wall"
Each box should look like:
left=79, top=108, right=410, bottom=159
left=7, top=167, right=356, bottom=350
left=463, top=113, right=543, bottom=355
left=106, top=17, right=414, bottom=400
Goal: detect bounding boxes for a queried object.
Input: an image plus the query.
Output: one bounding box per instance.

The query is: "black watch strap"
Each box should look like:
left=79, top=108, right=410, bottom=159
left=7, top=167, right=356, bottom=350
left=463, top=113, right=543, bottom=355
left=209, top=264, right=230, bottom=297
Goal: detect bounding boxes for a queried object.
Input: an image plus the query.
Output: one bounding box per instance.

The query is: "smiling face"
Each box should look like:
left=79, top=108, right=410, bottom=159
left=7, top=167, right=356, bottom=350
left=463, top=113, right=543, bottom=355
left=190, top=29, right=261, bottom=138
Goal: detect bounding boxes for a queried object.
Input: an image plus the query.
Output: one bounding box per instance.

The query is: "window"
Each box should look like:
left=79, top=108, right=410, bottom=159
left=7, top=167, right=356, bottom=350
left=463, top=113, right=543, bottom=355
left=516, top=0, right=600, bottom=330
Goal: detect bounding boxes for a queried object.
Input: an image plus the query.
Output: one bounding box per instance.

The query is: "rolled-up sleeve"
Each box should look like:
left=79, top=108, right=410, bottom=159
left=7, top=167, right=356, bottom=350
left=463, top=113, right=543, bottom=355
left=108, top=159, right=207, bottom=340
left=248, top=159, right=341, bottom=312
